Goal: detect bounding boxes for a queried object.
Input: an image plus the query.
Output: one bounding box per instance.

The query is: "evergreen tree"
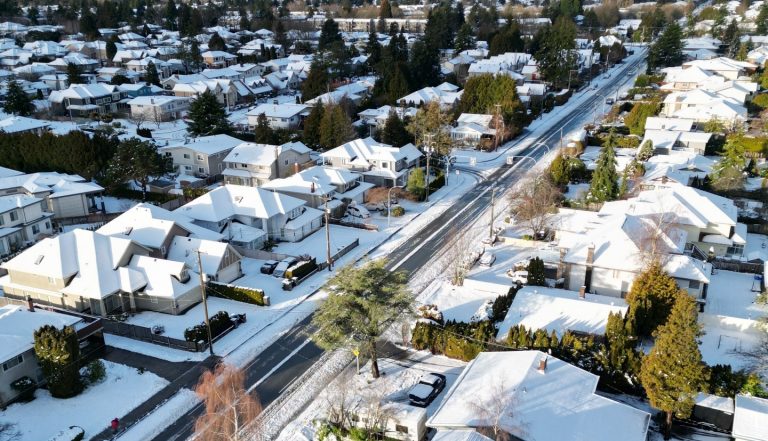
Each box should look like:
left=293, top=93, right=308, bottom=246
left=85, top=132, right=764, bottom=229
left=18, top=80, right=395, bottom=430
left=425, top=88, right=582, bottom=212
left=648, top=22, right=684, bottom=70
left=66, top=63, right=84, bottom=86
left=311, top=260, right=414, bottom=378
left=208, top=32, right=226, bottom=51
left=534, top=17, right=578, bottom=89
left=319, top=104, right=355, bottom=150
left=637, top=140, right=654, bottom=161
left=106, top=138, right=170, bottom=199
left=711, top=132, right=747, bottom=191
left=189, top=39, right=203, bottom=72
left=301, top=60, right=328, bottom=102
left=408, top=39, right=440, bottom=90
left=253, top=113, right=276, bottom=144
left=145, top=61, right=160, bottom=86
left=454, top=22, right=475, bottom=53
left=302, top=103, right=324, bottom=149
left=528, top=257, right=546, bottom=286
left=457, top=74, right=526, bottom=135
left=386, top=64, right=410, bottom=103
left=187, top=90, right=232, bottom=136
left=381, top=110, right=411, bottom=146
left=165, top=0, right=178, bottom=31
left=757, top=2, right=768, bottom=34
left=598, top=311, right=643, bottom=391
left=588, top=141, right=618, bottom=203
left=3, top=80, right=33, bottom=116
left=407, top=166, right=426, bottom=200
left=106, top=38, right=118, bottom=63
left=365, top=29, right=382, bottom=70
left=723, top=20, right=741, bottom=58
left=33, top=325, right=83, bottom=398
left=379, top=0, right=393, bottom=19
left=626, top=262, right=683, bottom=337
left=549, top=153, right=570, bottom=186
left=625, top=101, right=660, bottom=135
left=489, top=21, right=525, bottom=56
left=318, top=19, right=342, bottom=51
left=640, top=293, right=708, bottom=439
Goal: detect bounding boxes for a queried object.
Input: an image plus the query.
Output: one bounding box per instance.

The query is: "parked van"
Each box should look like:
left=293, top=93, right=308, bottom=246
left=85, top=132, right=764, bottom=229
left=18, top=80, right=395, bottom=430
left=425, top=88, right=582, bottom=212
left=273, top=257, right=298, bottom=278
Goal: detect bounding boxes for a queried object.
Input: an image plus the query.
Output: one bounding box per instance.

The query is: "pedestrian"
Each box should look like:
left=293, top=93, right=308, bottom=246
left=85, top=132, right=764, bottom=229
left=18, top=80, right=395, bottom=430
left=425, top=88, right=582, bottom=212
left=111, top=418, right=119, bottom=434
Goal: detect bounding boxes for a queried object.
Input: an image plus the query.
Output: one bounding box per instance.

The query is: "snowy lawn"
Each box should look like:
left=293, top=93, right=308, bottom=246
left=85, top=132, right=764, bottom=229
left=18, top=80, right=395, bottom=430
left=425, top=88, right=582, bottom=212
left=418, top=280, right=500, bottom=322
left=96, top=196, right=139, bottom=213
left=466, top=241, right=560, bottom=288
left=565, top=183, right=590, bottom=201
left=698, top=313, right=762, bottom=371
left=276, top=352, right=467, bottom=441
left=0, top=360, right=167, bottom=441
left=271, top=224, right=374, bottom=262
left=705, top=270, right=767, bottom=320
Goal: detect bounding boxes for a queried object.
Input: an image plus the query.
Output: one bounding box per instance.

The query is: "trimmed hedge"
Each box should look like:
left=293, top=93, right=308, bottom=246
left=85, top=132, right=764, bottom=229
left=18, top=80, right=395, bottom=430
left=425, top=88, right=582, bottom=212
left=184, top=311, right=231, bottom=342
left=285, top=258, right=318, bottom=280
left=411, top=320, right=498, bottom=361
left=208, top=283, right=266, bottom=306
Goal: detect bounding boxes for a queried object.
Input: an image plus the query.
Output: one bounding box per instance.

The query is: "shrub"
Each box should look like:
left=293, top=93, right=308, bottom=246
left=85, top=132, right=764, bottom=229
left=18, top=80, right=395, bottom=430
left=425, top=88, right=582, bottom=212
left=390, top=205, right=405, bottom=217
left=411, top=320, right=497, bottom=361
left=136, top=127, right=152, bottom=138
left=285, top=258, right=318, bottom=280
left=10, top=376, right=36, bottom=402
left=83, top=359, right=106, bottom=385
left=752, top=93, right=768, bottom=110
left=491, top=287, right=518, bottom=322
left=184, top=311, right=231, bottom=342
left=206, top=282, right=265, bottom=306
left=112, top=121, right=122, bottom=128
left=428, top=172, right=445, bottom=193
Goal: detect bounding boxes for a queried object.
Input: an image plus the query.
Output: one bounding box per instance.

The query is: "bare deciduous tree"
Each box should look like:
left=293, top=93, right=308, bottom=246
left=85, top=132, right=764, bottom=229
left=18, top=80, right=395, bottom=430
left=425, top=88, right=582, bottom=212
left=321, top=370, right=358, bottom=430
left=445, top=228, right=472, bottom=286
left=470, top=381, right=526, bottom=441
left=193, top=363, right=262, bottom=441
left=508, top=176, right=562, bottom=238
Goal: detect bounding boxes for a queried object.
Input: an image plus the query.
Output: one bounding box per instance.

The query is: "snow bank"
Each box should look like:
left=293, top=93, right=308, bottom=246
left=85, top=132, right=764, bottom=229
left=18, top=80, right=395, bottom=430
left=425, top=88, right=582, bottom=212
left=116, top=388, right=200, bottom=441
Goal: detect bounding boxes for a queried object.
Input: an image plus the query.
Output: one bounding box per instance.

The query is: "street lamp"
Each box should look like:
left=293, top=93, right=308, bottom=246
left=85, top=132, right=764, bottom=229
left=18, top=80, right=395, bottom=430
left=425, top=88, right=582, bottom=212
left=423, top=134, right=434, bottom=203
left=313, top=177, right=333, bottom=271
left=387, top=185, right=404, bottom=227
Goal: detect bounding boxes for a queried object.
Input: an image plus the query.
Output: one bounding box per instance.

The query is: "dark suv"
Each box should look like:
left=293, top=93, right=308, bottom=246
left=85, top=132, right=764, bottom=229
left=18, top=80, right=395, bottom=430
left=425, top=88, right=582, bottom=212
left=407, top=373, right=447, bottom=407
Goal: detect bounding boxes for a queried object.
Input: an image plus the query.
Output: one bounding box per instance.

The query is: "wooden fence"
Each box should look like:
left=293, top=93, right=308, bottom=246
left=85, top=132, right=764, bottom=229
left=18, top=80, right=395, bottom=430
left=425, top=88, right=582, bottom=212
left=102, top=320, right=205, bottom=352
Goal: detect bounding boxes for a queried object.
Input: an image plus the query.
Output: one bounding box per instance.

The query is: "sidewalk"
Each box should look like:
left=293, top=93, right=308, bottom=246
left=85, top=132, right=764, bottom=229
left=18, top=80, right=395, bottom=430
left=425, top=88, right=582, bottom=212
left=90, top=355, right=219, bottom=441
left=102, top=347, right=201, bottom=383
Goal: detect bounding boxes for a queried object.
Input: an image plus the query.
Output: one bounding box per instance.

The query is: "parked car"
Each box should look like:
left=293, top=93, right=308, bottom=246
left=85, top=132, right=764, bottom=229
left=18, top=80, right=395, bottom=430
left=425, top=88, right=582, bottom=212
left=347, top=205, right=371, bottom=219
left=408, top=373, right=447, bottom=407
left=482, top=235, right=498, bottom=245
left=479, top=252, right=496, bottom=267
left=282, top=277, right=298, bottom=291
left=273, top=257, right=298, bottom=278
left=230, top=313, right=247, bottom=328
left=605, top=98, right=614, bottom=105
left=507, top=270, right=529, bottom=285
left=260, top=260, right=279, bottom=275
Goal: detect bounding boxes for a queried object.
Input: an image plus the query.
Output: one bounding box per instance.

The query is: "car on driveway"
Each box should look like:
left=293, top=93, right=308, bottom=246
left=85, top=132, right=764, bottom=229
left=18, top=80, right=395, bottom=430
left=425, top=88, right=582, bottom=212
left=273, top=257, right=298, bottom=278
left=479, top=252, right=496, bottom=267
left=408, top=373, right=447, bottom=407
left=507, top=270, right=528, bottom=285
left=260, top=260, right=279, bottom=275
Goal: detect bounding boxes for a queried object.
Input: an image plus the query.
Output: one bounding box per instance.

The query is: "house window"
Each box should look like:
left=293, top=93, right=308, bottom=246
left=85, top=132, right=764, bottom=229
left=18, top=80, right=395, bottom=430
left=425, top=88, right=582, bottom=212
left=0, top=215, right=4, bottom=226
left=45, top=222, right=50, bottom=230
left=9, top=211, right=17, bottom=222
left=183, top=153, right=191, bottom=159
left=726, top=244, right=744, bottom=256
left=197, top=154, right=204, bottom=161
left=198, top=167, right=205, bottom=173
left=48, top=276, right=55, bottom=284
left=32, top=224, right=39, bottom=234
left=689, top=280, right=700, bottom=289
left=165, top=152, right=172, bottom=157
left=184, top=166, right=192, bottom=171
left=2, top=354, right=23, bottom=371
left=395, top=425, right=408, bottom=434
left=150, top=295, right=158, bottom=304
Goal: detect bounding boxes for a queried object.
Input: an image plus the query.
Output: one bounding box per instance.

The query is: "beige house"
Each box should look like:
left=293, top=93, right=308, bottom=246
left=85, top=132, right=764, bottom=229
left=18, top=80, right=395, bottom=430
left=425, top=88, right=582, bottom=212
left=222, top=141, right=313, bottom=187
left=0, top=172, right=103, bottom=219
left=160, top=134, right=243, bottom=178
left=127, top=96, right=190, bottom=123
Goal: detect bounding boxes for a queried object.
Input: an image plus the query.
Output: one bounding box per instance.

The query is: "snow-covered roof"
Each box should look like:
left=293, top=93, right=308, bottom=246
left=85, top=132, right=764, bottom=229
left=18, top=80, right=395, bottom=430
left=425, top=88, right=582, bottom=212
left=644, top=117, right=695, bottom=131
left=733, top=395, right=768, bottom=441
left=0, top=305, right=81, bottom=363
left=160, top=134, right=243, bottom=156
left=0, top=116, right=49, bottom=134
left=432, top=432, right=493, bottom=441
left=125, top=255, right=198, bottom=299
left=247, top=103, right=308, bottom=119
left=429, top=351, right=650, bottom=441
left=223, top=141, right=310, bottom=166
left=179, top=184, right=307, bottom=223
left=495, top=286, right=628, bottom=340
left=321, top=137, right=422, bottom=164
left=97, top=203, right=223, bottom=242
left=167, top=236, right=238, bottom=277
left=695, top=392, right=734, bottom=413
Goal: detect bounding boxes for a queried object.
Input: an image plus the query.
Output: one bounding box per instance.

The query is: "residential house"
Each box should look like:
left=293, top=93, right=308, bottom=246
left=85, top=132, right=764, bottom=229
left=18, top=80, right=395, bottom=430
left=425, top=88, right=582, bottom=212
left=0, top=116, right=49, bottom=135
left=0, top=195, right=54, bottom=251
left=246, top=103, right=309, bottom=130
left=641, top=129, right=712, bottom=155
left=0, top=229, right=201, bottom=316
left=467, top=52, right=532, bottom=79
left=0, top=172, right=104, bottom=219
left=47, top=53, right=100, bottom=73
left=48, top=83, right=128, bottom=117
left=262, top=166, right=374, bottom=213
left=178, top=184, right=324, bottom=242
left=451, top=113, right=496, bottom=148
left=357, top=105, right=418, bottom=131
left=167, top=236, right=243, bottom=283
left=428, top=351, right=650, bottom=441
left=222, top=141, right=313, bottom=187
left=495, top=286, right=629, bottom=340
left=201, top=50, right=237, bottom=68
left=661, top=88, right=747, bottom=127
left=160, top=134, right=243, bottom=178
left=683, top=57, right=757, bottom=80
left=642, top=150, right=716, bottom=188
left=172, top=79, right=239, bottom=108
left=127, top=96, right=190, bottom=123
left=320, top=137, right=423, bottom=187
left=399, top=83, right=462, bottom=108
left=732, top=395, right=768, bottom=441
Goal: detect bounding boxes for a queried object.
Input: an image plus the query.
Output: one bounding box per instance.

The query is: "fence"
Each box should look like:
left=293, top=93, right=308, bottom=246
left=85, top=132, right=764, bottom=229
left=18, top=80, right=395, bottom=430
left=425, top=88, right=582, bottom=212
left=330, top=219, right=379, bottom=231
left=318, top=238, right=360, bottom=271
left=102, top=320, right=203, bottom=352
left=157, top=196, right=186, bottom=211
left=712, top=259, right=765, bottom=275
left=746, top=224, right=768, bottom=235
left=231, top=246, right=292, bottom=261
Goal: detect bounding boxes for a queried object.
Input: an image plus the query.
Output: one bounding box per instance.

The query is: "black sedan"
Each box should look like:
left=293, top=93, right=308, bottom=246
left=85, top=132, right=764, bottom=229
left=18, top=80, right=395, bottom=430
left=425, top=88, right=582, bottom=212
left=407, top=373, right=447, bottom=407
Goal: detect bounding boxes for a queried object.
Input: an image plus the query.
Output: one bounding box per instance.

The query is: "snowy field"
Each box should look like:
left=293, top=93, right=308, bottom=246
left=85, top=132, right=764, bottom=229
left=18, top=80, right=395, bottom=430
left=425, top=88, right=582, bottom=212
left=276, top=352, right=467, bottom=441
left=698, top=313, right=762, bottom=371
left=705, top=270, right=766, bottom=320
left=418, top=280, right=500, bottom=322
left=0, top=361, right=167, bottom=441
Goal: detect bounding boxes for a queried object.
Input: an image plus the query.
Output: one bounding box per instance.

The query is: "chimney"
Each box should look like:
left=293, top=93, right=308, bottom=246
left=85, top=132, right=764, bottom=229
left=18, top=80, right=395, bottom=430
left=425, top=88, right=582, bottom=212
left=26, top=295, right=34, bottom=313
left=311, top=181, right=315, bottom=193
left=538, top=356, right=547, bottom=372
left=579, top=286, right=586, bottom=299
left=586, top=243, right=595, bottom=265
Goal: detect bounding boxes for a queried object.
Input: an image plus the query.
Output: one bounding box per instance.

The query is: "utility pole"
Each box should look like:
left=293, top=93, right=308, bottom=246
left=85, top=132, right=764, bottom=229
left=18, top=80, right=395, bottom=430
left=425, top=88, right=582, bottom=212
left=325, top=195, right=332, bottom=271
left=494, top=104, right=501, bottom=152
left=424, top=133, right=433, bottom=202
left=196, top=250, right=214, bottom=356
left=489, top=187, right=495, bottom=240
left=559, top=127, right=564, bottom=152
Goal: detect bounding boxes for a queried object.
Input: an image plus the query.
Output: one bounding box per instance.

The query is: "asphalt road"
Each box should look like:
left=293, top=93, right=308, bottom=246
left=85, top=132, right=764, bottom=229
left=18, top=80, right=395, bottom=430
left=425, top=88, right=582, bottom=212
left=151, top=49, right=648, bottom=441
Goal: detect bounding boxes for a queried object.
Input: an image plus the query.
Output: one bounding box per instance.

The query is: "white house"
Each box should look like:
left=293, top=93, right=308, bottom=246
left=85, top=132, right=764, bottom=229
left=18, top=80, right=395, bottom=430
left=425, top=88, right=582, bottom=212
left=320, top=137, right=423, bottom=187
left=246, top=103, right=309, bottom=130
left=399, top=83, right=462, bottom=108
left=262, top=165, right=374, bottom=211
left=127, top=96, right=190, bottom=123
left=451, top=113, right=496, bottom=147
left=222, top=141, right=313, bottom=187
left=428, top=351, right=650, bottom=441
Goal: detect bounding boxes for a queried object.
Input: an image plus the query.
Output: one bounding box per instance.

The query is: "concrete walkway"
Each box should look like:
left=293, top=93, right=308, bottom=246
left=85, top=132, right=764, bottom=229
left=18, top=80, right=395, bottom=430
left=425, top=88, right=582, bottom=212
left=102, top=346, right=200, bottom=382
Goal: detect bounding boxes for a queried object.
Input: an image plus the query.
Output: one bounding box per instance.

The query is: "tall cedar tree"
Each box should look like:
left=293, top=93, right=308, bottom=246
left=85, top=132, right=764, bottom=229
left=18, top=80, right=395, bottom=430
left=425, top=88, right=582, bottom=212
left=193, top=363, right=262, bottom=441
left=302, top=102, right=324, bottom=149
left=301, top=61, right=328, bottom=102
left=3, top=79, right=34, bottom=116
left=549, top=153, right=570, bottom=186
left=648, top=22, right=684, bottom=70
left=640, top=293, right=708, bottom=439
left=318, top=19, right=342, bottom=51
left=406, top=101, right=453, bottom=155
left=457, top=74, right=526, bottom=136
left=189, top=39, right=203, bottom=72
left=187, top=90, right=232, bottom=136
left=165, top=0, right=178, bottom=31
left=489, top=22, right=525, bottom=56
left=625, top=101, right=660, bottom=135
left=311, top=260, right=414, bottom=378
left=379, top=0, right=393, bottom=19
left=408, top=39, right=440, bottom=90
left=106, top=138, right=170, bottom=199
left=527, top=257, right=546, bottom=286
left=711, top=132, right=747, bottom=191
left=588, top=141, right=618, bottom=203
left=625, top=261, right=682, bottom=337
left=381, top=110, right=412, bottom=146
left=366, top=29, right=382, bottom=70
left=207, top=32, right=226, bottom=51
left=534, top=17, right=578, bottom=89
left=757, top=2, right=768, bottom=34
left=66, top=63, right=84, bottom=86
left=106, top=38, right=118, bottom=63
left=145, top=61, right=160, bottom=86
left=454, top=23, right=475, bottom=53
left=407, top=166, right=426, bottom=200
left=33, top=325, right=83, bottom=398
left=319, top=104, right=355, bottom=150
left=599, top=311, right=642, bottom=389
left=253, top=113, right=277, bottom=144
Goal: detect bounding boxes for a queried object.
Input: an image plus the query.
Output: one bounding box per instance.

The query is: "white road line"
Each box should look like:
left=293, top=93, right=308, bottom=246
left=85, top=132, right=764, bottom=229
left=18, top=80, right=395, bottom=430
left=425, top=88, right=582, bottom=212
left=248, top=338, right=313, bottom=392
